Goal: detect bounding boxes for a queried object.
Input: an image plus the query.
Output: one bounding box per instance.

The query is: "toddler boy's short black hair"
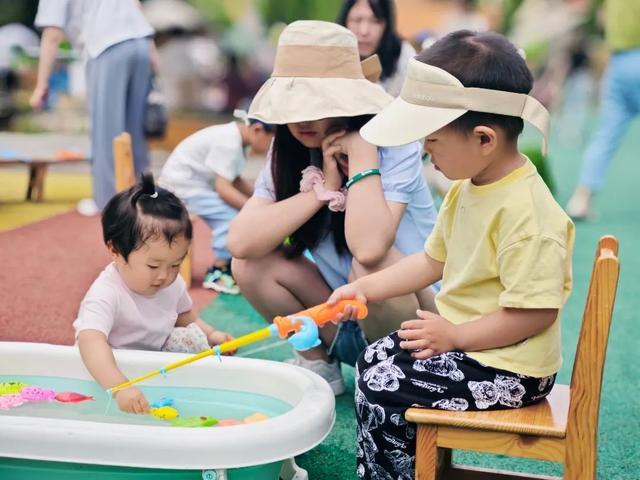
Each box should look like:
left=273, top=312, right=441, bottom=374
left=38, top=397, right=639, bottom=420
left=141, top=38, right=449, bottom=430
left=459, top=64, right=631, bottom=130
left=417, top=30, right=533, bottom=142
left=102, top=173, right=192, bottom=261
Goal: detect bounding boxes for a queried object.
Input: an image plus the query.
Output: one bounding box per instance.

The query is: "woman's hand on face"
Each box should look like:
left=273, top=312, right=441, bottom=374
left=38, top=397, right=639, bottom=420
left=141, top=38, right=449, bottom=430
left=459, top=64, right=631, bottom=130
left=335, top=150, right=349, bottom=178
left=333, top=132, right=378, bottom=172
left=321, top=130, right=347, bottom=191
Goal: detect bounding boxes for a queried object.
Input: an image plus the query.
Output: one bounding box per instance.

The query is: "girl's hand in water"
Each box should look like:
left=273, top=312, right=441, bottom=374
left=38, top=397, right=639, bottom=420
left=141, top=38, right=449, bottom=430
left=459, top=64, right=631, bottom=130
left=321, top=130, right=347, bottom=191
left=398, top=310, right=457, bottom=359
left=114, top=387, right=150, bottom=414
left=327, top=281, right=368, bottom=322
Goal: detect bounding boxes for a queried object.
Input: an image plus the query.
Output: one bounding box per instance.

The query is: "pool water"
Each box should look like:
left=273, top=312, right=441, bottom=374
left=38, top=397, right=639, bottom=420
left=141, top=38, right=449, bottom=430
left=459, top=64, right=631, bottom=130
left=0, top=375, right=292, bottom=425
left=1, top=375, right=295, bottom=479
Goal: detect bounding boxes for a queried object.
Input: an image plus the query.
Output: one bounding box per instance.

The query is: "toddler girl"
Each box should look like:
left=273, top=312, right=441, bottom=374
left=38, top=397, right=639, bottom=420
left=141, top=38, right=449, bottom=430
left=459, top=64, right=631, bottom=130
left=73, top=174, right=232, bottom=414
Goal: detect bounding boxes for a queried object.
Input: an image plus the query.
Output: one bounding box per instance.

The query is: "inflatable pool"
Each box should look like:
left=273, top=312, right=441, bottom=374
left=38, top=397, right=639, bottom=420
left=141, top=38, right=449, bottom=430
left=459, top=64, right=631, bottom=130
left=0, top=342, right=335, bottom=480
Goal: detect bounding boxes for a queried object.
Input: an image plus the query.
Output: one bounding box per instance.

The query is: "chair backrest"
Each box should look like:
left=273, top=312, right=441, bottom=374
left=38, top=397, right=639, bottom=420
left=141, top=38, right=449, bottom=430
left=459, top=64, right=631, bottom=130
left=113, top=132, right=134, bottom=192
left=566, top=235, right=620, bottom=477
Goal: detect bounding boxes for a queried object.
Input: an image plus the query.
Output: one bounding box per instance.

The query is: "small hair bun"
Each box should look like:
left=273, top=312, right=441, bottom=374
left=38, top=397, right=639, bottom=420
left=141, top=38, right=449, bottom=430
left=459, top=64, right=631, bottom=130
left=140, top=173, right=156, bottom=195
left=131, top=173, right=157, bottom=205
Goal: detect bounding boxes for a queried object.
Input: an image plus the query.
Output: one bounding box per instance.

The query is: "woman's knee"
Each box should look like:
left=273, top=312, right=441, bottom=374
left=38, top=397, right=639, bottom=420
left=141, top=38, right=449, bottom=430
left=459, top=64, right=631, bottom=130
left=231, top=256, right=262, bottom=289
left=231, top=250, right=297, bottom=291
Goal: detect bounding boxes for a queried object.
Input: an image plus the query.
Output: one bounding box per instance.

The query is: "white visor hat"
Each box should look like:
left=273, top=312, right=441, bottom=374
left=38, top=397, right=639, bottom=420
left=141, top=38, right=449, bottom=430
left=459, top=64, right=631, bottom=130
left=361, top=57, right=550, bottom=154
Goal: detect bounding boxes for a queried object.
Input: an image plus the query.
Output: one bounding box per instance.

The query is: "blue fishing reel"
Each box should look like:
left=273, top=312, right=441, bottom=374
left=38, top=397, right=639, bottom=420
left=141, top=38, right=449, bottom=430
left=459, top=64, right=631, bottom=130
left=286, top=316, right=321, bottom=351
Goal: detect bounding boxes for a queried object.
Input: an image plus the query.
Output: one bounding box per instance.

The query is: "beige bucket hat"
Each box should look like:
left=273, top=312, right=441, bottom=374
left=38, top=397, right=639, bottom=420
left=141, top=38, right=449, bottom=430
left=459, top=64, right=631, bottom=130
left=248, top=20, right=392, bottom=125
left=361, top=57, right=550, bottom=154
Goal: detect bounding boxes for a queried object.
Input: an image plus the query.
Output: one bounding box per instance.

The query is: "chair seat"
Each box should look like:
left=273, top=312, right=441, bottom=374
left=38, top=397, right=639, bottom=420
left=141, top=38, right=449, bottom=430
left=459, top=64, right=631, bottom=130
left=405, top=383, right=569, bottom=438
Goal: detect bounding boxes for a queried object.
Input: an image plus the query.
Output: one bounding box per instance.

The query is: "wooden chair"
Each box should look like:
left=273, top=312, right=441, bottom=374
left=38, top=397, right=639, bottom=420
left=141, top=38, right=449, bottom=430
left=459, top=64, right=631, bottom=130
left=179, top=238, right=193, bottom=289
left=406, top=235, right=620, bottom=480
left=113, top=132, right=135, bottom=193
left=112, top=132, right=193, bottom=288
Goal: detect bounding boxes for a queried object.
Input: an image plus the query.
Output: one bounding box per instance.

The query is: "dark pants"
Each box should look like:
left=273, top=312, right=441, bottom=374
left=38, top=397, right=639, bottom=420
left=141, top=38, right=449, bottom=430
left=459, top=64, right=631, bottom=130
left=355, top=332, right=556, bottom=479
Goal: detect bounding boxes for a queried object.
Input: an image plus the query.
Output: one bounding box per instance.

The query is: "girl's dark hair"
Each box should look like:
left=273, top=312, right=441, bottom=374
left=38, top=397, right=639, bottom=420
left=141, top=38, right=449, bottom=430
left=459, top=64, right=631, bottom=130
left=417, top=30, right=533, bottom=142
left=102, top=173, right=192, bottom=261
left=272, top=115, right=372, bottom=258
left=337, top=0, right=402, bottom=81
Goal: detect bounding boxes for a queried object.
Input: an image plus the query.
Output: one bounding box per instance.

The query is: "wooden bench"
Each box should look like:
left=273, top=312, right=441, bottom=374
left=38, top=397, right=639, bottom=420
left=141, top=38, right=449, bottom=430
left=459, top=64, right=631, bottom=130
left=0, top=132, right=90, bottom=202
left=406, top=235, right=621, bottom=480
left=0, top=151, right=87, bottom=202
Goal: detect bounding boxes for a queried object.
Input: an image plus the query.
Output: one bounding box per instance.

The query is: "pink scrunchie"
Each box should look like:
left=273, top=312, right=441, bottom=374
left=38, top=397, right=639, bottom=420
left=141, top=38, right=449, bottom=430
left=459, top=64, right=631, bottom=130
left=299, top=166, right=347, bottom=212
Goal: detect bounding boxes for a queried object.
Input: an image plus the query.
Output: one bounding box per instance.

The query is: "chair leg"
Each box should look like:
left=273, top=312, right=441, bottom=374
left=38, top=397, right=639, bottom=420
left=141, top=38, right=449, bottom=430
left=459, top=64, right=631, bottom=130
left=34, top=165, right=47, bottom=202
left=415, top=425, right=438, bottom=479
left=26, top=165, right=36, bottom=200
left=180, top=248, right=193, bottom=289
left=26, top=164, right=48, bottom=202
left=564, top=440, right=597, bottom=480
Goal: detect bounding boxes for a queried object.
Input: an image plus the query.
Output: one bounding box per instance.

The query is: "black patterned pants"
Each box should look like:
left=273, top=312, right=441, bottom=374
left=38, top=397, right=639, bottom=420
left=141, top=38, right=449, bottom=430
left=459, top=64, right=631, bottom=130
left=354, top=332, right=556, bottom=480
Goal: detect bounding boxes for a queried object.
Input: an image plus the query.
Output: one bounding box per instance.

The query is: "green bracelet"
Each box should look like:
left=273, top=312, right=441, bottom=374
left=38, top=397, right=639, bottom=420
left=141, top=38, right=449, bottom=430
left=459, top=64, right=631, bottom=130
left=345, top=168, right=381, bottom=189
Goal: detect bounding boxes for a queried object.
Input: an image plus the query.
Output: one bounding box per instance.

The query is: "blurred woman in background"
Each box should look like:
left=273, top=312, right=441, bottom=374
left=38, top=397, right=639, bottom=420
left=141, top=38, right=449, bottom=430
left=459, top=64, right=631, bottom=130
left=338, top=0, right=415, bottom=96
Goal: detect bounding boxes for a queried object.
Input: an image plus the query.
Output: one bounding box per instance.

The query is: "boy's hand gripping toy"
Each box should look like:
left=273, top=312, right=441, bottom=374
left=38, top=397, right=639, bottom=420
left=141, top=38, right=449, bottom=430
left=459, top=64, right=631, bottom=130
left=108, top=300, right=367, bottom=394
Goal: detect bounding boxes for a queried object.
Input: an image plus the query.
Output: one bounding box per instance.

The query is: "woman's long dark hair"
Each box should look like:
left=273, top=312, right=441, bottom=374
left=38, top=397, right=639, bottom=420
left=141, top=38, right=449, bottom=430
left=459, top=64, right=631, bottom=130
left=337, top=0, right=403, bottom=81
left=272, top=115, right=373, bottom=258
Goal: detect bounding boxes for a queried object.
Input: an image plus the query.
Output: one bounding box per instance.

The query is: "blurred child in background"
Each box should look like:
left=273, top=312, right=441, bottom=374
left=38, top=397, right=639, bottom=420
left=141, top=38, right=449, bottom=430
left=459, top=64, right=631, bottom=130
left=159, top=113, right=274, bottom=294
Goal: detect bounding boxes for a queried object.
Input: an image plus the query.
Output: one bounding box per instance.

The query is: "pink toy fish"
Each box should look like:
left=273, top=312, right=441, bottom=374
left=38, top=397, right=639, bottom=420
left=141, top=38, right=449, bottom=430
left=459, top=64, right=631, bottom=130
left=54, top=392, right=95, bottom=403
left=0, top=394, right=26, bottom=410
left=20, top=387, right=55, bottom=402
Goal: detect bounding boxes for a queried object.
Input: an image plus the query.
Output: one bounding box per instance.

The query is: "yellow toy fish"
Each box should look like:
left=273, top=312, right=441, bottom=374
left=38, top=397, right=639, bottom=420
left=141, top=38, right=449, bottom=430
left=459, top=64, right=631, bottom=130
left=0, top=382, right=28, bottom=395
left=150, top=406, right=180, bottom=420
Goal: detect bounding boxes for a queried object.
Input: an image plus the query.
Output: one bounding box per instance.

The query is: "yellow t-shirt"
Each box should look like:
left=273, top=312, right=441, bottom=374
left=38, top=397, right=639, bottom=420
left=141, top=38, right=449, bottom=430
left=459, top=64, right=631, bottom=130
left=424, top=159, right=574, bottom=378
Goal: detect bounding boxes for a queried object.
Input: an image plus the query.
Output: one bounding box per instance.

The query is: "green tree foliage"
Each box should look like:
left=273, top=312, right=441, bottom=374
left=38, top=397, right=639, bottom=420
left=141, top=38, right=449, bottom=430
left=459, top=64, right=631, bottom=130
left=258, top=0, right=343, bottom=26
left=0, top=0, right=39, bottom=27
left=186, top=0, right=344, bottom=30
left=188, top=0, right=233, bottom=29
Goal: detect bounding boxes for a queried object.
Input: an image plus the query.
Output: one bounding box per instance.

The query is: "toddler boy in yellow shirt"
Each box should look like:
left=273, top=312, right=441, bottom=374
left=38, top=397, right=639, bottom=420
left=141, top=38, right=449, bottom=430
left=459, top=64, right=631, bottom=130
left=328, top=30, right=574, bottom=479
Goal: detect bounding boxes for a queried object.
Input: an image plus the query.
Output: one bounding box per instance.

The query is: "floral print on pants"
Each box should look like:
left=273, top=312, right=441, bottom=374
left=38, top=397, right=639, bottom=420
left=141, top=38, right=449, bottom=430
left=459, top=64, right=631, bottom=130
left=355, top=331, right=556, bottom=479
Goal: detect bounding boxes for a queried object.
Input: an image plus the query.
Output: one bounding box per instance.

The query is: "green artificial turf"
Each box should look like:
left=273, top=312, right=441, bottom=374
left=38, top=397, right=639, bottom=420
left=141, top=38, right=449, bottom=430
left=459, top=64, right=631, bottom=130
left=202, top=118, right=640, bottom=479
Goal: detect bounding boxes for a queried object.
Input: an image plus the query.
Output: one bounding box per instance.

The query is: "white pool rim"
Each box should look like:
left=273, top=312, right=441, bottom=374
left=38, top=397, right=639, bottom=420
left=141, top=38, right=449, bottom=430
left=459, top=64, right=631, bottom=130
left=0, top=342, right=336, bottom=470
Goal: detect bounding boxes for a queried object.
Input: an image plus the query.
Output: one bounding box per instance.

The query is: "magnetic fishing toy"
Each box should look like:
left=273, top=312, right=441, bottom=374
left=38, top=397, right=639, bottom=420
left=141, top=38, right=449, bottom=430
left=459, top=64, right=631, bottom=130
left=108, top=299, right=367, bottom=394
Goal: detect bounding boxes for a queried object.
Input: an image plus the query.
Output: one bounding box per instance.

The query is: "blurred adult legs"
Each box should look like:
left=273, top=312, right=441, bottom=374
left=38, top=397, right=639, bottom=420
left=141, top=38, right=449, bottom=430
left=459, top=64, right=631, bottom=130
left=87, top=38, right=152, bottom=209
left=567, top=49, right=640, bottom=218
